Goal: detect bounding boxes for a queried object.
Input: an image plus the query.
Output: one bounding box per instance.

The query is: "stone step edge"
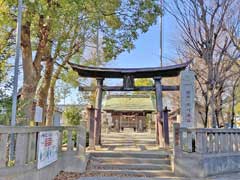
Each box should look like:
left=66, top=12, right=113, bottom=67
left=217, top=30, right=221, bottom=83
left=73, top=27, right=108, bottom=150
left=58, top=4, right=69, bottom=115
left=90, top=164, right=171, bottom=171
left=87, top=169, right=174, bottom=177
left=91, top=156, right=170, bottom=161
left=90, top=152, right=170, bottom=157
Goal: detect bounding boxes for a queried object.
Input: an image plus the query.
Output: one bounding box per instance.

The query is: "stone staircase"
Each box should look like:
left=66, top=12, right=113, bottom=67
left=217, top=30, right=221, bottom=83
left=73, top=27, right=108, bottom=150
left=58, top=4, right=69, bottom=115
left=86, top=151, right=175, bottom=178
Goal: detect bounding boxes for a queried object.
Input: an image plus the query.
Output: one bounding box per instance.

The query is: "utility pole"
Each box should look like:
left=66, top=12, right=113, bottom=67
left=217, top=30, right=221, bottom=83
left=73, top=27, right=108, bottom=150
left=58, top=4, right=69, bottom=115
left=160, top=0, right=163, bottom=67
left=10, top=0, right=23, bottom=160
left=96, top=19, right=100, bottom=65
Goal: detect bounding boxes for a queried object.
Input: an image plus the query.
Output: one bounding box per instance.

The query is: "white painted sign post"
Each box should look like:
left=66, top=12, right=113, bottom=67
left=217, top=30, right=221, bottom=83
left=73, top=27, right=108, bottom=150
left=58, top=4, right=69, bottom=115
left=34, top=106, right=43, bottom=123
left=37, top=131, right=59, bottom=169
left=180, top=69, right=195, bottom=128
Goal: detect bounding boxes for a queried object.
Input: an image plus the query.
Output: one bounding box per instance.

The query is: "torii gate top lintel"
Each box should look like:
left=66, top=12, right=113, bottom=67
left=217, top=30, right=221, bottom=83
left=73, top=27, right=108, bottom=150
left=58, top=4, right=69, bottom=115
left=69, top=60, right=191, bottom=148
left=68, top=61, right=190, bottom=79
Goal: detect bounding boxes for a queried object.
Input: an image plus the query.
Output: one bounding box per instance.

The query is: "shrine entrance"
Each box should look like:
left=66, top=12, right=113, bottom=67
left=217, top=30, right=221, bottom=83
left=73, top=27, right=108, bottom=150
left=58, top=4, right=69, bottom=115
left=69, top=61, right=190, bottom=149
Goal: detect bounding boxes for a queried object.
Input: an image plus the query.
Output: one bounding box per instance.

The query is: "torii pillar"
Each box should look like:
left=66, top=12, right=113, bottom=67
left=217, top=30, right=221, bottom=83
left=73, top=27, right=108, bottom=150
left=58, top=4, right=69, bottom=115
left=94, top=78, right=104, bottom=146
left=154, top=77, right=164, bottom=147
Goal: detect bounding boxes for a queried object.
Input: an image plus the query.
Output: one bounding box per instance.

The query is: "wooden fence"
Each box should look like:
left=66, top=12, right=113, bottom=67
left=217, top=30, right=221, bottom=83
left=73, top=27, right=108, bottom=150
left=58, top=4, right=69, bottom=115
left=0, top=122, right=86, bottom=174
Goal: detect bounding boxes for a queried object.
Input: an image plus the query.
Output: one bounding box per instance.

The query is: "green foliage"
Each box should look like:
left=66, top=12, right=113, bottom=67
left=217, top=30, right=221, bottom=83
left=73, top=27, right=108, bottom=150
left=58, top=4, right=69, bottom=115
left=0, top=97, right=11, bottom=125
left=60, top=69, right=79, bottom=88
left=55, top=81, right=72, bottom=104
left=134, top=78, right=155, bottom=97
left=0, top=60, right=13, bottom=125
left=63, top=106, right=83, bottom=125
left=135, top=78, right=154, bottom=86
left=1, top=0, right=161, bottom=124
left=1, top=0, right=161, bottom=62
left=62, top=106, right=83, bottom=146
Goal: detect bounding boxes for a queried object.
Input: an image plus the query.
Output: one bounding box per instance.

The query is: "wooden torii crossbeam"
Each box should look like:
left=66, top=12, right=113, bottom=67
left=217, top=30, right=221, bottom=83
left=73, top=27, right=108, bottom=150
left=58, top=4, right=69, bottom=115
left=69, top=61, right=189, bottom=78
left=69, top=61, right=190, bottom=149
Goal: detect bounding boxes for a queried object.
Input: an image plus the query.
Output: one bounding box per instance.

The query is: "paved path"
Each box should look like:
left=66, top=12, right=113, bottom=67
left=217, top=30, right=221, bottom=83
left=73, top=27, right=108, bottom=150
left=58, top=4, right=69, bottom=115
left=95, top=130, right=161, bottom=152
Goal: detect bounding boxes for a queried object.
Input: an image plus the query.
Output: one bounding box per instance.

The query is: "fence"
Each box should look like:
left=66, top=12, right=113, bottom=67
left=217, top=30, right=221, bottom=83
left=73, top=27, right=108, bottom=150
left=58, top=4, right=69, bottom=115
left=174, top=126, right=240, bottom=154
left=0, top=122, right=86, bottom=178
left=173, top=123, right=240, bottom=177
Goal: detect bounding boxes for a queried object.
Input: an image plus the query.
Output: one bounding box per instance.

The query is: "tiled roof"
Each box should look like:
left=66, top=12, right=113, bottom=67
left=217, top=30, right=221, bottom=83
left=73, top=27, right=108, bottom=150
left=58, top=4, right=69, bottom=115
left=103, top=95, right=155, bottom=112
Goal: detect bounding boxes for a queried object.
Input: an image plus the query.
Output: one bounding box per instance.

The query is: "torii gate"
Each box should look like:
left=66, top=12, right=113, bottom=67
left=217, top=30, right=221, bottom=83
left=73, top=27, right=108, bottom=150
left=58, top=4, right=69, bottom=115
left=69, top=61, right=190, bottom=149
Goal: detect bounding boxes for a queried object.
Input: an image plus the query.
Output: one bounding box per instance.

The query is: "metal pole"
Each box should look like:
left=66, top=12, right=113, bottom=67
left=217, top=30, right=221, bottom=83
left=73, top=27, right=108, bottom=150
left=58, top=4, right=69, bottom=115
left=10, top=0, right=23, bottom=160
left=160, top=0, right=163, bottom=67
left=11, top=0, right=22, bottom=126
left=96, top=19, right=100, bottom=64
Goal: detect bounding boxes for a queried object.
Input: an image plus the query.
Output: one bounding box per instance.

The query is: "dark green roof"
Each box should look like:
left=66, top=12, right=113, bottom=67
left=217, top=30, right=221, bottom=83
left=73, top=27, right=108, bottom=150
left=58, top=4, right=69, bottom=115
left=103, top=95, right=155, bottom=112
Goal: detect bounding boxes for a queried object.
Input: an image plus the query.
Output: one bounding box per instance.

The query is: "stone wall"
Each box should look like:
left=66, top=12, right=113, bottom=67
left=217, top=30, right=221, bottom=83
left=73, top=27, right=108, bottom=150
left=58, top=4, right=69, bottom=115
left=0, top=153, right=87, bottom=180
left=174, top=153, right=240, bottom=177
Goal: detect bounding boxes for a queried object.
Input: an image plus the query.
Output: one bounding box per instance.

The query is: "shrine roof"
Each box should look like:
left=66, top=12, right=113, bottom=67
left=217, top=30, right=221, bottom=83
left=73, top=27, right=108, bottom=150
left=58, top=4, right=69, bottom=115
left=69, top=61, right=190, bottom=78
left=103, top=95, right=155, bottom=112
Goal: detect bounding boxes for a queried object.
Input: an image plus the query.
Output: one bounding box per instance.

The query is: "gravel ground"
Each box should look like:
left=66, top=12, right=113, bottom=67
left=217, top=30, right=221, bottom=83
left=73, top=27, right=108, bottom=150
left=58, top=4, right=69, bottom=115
left=54, top=171, right=146, bottom=180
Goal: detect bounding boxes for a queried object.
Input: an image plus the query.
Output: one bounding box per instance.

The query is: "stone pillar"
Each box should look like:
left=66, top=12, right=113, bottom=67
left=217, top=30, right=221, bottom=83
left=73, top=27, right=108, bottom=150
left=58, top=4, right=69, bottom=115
left=154, top=77, right=164, bottom=147
left=87, top=105, right=95, bottom=150
left=180, top=69, right=195, bottom=128
left=94, top=78, right=104, bottom=145
left=163, top=107, right=170, bottom=147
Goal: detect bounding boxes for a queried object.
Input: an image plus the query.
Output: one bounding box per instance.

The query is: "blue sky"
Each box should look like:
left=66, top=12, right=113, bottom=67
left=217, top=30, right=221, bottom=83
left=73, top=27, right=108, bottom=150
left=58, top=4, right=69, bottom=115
left=101, top=8, right=182, bottom=88
left=105, top=9, right=181, bottom=68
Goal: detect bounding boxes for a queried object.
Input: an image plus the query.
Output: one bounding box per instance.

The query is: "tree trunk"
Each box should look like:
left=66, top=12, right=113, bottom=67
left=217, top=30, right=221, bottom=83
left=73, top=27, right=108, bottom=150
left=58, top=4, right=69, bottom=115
left=36, top=51, right=54, bottom=125
left=46, top=85, right=55, bottom=126
left=46, top=51, right=74, bottom=124
left=20, top=15, right=50, bottom=125
left=20, top=21, right=36, bottom=125
left=204, top=101, right=209, bottom=128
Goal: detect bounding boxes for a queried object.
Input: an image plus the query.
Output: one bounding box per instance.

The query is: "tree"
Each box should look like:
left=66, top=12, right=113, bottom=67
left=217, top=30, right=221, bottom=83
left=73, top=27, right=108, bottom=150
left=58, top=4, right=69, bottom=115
left=63, top=106, right=82, bottom=126
left=1, top=0, right=161, bottom=125
left=38, top=0, right=161, bottom=125
left=168, top=0, right=240, bottom=127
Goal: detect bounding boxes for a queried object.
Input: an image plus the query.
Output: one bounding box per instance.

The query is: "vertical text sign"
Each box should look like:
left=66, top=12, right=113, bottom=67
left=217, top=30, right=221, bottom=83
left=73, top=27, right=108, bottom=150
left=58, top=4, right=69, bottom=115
left=37, top=131, right=59, bottom=169
left=34, top=106, right=43, bottom=122
left=180, top=69, right=195, bottom=128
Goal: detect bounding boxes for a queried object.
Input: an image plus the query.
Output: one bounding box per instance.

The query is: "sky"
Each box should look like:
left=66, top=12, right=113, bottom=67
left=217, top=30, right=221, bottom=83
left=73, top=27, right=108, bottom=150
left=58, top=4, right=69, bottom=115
left=105, top=8, right=181, bottom=68
left=102, top=7, right=182, bottom=87
left=62, top=3, right=183, bottom=105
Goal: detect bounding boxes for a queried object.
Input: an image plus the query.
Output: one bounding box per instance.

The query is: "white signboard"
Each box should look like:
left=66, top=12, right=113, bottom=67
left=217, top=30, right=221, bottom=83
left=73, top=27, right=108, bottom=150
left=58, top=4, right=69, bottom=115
left=180, top=69, right=195, bottom=128
left=37, top=131, right=59, bottom=169
left=35, top=106, right=43, bottom=122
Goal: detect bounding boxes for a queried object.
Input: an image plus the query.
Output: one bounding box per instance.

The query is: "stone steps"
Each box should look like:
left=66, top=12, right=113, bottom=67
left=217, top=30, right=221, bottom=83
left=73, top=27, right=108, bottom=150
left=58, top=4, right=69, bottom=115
left=90, top=152, right=169, bottom=159
left=91, top=164, right=171, bottom=171
left=87, top=151, right=174, bottom=178
left=88, top=169, right=174, bottom=177
left=92, top=157, right=170, bottom=164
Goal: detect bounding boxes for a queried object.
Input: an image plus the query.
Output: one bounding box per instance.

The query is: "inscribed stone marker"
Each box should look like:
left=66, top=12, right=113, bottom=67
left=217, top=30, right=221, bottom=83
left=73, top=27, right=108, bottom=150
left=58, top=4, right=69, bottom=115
left=180, top=69, right=195, bottom=128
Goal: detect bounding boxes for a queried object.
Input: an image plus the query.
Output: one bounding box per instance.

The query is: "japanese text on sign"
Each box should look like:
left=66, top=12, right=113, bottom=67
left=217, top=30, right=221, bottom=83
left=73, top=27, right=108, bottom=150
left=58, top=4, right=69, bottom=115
left=37, top=131, right=59, bottom=169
